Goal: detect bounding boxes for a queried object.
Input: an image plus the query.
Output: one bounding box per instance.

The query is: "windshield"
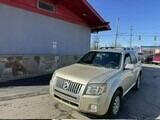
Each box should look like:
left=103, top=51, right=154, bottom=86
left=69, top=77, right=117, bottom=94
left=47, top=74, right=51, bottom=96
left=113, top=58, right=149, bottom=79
left=78, top=51, right=122, bottom=69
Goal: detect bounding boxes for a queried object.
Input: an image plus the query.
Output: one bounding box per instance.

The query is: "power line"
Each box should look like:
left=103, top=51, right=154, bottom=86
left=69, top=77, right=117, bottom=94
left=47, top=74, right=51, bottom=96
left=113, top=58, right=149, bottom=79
left=92, top=34, right=160, bottom=37
left=91, top=30, right=160, bottom=46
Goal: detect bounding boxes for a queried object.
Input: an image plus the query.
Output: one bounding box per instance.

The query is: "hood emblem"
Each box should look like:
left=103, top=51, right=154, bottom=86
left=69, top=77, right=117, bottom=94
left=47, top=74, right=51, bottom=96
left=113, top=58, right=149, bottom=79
left=63, top=81, right=70, bottom=90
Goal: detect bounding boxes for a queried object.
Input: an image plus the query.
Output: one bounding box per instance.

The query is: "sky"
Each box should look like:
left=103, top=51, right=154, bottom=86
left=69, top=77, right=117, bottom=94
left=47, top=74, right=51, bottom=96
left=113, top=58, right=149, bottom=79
left=89, top=0, right=160, bottom=47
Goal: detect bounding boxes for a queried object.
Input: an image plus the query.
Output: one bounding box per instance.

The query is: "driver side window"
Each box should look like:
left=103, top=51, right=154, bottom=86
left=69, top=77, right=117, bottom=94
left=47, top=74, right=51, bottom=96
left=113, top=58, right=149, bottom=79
left=125, top=56, right=131, bottom=64
left=124, top=54, right=132, bottom=68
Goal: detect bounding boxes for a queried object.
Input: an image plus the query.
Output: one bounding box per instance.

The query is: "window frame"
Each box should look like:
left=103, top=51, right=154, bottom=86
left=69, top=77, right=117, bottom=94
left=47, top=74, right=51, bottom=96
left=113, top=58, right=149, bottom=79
left=123, top=53, right=132, bottom=69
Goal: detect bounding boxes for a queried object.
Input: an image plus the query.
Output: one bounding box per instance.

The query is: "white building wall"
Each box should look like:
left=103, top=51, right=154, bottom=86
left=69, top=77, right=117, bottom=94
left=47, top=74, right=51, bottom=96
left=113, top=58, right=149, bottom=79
left=0, top=4, right=91, bottom=55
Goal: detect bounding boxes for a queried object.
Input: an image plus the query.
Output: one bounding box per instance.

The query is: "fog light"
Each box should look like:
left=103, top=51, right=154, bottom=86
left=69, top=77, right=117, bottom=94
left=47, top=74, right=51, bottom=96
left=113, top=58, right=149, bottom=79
left=90, top=104, right=98, bottom=112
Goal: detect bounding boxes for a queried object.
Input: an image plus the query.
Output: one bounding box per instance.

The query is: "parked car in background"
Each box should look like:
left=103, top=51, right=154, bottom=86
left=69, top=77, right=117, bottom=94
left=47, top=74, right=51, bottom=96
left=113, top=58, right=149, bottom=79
left=50, top=48, right=142, bottom=118
left=152, top=54, right=160, bottom=65
left=143, top=54, right=154, bottom=64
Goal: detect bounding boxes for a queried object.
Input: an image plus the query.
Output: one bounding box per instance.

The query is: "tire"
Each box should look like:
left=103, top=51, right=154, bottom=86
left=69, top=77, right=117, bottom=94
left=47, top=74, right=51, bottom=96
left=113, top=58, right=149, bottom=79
left=107, top=90, right=122, bottom=119
left=134, top=74, right=141, bottom=91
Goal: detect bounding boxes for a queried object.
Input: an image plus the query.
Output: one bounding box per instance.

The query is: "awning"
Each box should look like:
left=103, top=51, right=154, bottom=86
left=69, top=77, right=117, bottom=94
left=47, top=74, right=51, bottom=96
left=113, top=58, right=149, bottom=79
left=60, top=0, right=111, bottom=32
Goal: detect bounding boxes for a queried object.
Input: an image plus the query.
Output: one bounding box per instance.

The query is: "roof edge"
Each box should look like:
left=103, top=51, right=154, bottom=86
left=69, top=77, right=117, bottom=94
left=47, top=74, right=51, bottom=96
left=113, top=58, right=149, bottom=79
left=82, top=0, right=111, bottom=32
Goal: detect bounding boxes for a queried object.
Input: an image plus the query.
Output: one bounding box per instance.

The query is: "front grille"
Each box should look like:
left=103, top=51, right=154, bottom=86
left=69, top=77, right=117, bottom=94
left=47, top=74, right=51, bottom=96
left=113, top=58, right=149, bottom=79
left=56, top=77, right=82, bottom=94
left=55, top=89, right=77, bottom=99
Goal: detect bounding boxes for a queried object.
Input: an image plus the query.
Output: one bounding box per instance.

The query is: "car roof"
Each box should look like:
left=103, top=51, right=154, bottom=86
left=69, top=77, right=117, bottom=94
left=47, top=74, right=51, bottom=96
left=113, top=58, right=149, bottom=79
left=91, top=49, right=124, bottom=53
left=91, top=48, right=136, bottom=54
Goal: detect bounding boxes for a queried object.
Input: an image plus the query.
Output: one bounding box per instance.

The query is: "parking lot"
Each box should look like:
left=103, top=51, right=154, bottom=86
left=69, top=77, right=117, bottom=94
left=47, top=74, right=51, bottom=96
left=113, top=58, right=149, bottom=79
left=118, top=64, right=160, bottom=119
left=0, top=64, right=160, bottom=119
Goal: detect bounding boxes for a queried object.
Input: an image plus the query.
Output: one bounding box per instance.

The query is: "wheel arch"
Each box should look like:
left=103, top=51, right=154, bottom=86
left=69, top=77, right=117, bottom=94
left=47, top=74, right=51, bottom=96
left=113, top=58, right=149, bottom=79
left=106, top=86, right=123, bottom=118
left=116, top=87, right=123, bottom=97
left=104, top=86, right=123, bottom=115
left=140, top=70, right=142, bottom=76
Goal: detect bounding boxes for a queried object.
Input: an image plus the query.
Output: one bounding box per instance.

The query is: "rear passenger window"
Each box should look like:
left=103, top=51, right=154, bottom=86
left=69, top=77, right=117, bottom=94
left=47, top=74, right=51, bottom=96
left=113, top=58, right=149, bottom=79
left=124, top=54, right=132, bottom=65
left=130, top=53, right=138, bottom=64
left=123, top=54, right=132, bottom=69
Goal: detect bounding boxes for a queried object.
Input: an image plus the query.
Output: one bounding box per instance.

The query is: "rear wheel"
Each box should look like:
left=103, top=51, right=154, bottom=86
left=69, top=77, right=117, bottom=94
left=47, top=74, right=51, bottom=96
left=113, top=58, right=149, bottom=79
left=107, top=90, right=122, bottom=119
left=134, top=74, right=141, bottom=90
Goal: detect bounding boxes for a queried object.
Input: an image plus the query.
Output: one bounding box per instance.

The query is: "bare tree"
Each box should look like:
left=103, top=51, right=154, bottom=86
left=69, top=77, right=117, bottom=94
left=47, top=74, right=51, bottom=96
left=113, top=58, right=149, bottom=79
left=110, top=42, right=123, bottom=48
left=91, top=35, right=100, bottom=50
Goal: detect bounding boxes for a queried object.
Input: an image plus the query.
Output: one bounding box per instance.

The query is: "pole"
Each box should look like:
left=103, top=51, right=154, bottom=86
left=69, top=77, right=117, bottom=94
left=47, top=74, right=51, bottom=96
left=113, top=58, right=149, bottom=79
left=115, top=18, right=120, bottom=48
left=130, top=26, right=133, bottom=48
left=154, top=36, right=157, bottom=46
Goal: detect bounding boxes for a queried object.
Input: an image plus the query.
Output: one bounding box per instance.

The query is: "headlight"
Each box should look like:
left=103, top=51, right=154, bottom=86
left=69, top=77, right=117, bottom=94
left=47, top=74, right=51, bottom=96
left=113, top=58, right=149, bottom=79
left=84, top=83, right=107, bottom=95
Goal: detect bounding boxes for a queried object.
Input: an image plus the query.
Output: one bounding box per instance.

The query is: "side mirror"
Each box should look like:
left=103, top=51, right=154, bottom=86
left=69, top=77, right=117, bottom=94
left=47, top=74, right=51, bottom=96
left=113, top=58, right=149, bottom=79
left=125, top=64, right=134, bottom=70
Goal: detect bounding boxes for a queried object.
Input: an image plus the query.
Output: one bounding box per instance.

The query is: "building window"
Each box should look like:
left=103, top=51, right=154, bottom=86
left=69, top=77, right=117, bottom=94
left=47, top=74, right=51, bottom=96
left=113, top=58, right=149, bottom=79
left=37, top=0, right=55, bottom=12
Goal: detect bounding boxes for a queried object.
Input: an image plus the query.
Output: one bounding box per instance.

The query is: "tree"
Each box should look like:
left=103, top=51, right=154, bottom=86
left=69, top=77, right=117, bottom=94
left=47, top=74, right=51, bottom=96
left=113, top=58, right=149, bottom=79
left=110, top=42, right=123, bottom=47
left=91, top=35, right=100, bottom=50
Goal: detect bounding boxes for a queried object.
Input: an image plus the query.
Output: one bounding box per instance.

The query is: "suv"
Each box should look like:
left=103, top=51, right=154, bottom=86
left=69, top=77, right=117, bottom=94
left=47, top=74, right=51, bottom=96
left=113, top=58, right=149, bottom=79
left=50, top=49, right=142, bottom=118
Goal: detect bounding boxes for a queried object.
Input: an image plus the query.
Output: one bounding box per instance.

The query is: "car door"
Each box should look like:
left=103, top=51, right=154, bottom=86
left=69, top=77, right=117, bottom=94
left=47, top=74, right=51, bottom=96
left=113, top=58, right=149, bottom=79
left=130, top=53, right=140, bottom=84
left=122, top=54, right=135, bottom=93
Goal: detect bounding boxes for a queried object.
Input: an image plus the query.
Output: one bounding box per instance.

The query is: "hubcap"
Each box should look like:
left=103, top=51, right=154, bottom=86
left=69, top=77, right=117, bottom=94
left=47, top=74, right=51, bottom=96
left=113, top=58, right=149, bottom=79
left=113, top=96, right=120, bottom=115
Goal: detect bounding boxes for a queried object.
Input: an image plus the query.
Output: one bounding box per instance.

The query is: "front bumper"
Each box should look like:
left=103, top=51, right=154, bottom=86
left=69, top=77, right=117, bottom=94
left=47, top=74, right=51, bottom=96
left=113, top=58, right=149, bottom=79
left=79, top=94, right=110, bottom=115
left=50, top=83, right=110, bottom=115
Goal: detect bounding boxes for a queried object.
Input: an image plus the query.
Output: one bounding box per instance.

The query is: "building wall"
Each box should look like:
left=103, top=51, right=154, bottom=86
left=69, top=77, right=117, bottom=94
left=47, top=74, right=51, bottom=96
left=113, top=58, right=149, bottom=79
left=0, top=4, right=90, bottom=82
left=0, top=55, right=81, bottom=82
left=0, top=4, right=91, bottom=55
left=0, top=0, right=87, bottom=26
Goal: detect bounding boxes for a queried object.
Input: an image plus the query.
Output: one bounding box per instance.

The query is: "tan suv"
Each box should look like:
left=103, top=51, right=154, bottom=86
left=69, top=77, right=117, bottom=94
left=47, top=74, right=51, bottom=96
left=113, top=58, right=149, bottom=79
left=50, top=49, right=142, bottom=118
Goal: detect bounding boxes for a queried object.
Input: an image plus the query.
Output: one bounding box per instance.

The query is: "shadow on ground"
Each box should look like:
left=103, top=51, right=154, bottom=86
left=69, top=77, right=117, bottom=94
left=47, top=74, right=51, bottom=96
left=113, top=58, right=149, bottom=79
left=117, top=66, right=160, bottom=119
left=0, top=74, right=52, bottom=88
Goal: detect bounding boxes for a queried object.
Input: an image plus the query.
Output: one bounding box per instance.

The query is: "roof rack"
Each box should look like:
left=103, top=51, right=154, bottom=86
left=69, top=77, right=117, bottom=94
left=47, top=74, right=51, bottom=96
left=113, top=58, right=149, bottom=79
left=100, top=47, right=135, bottom=51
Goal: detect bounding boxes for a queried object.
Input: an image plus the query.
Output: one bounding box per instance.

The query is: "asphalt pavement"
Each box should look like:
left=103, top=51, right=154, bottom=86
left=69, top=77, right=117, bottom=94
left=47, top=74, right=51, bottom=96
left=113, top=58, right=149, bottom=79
left=117, top=64, right=160, bottom=119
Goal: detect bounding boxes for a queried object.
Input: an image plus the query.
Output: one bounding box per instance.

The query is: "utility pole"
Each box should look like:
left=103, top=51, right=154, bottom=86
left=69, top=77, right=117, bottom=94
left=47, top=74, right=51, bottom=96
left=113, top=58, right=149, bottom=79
left=115, top=18, right=120, bottom=48
left=95, top=41, right=99, bottom=50
left=130, top=25, right=133, bottom=48
left=139, top=35, right=142, bottom=41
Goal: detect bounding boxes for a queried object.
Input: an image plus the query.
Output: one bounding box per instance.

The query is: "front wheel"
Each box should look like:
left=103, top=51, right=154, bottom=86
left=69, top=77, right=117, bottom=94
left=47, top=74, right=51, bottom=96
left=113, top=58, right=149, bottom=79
left=107, top=91, right=122, bottom=119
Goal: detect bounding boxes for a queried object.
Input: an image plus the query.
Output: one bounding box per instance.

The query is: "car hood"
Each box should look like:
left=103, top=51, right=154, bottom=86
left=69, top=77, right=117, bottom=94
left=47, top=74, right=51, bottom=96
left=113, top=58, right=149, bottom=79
left=56, top=64, right=118, bottom=84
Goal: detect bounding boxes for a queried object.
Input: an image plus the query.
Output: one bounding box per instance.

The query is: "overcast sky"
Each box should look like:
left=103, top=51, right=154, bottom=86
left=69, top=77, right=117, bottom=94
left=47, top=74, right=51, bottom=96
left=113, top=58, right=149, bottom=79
left=89, top=0, right=160, bottom=47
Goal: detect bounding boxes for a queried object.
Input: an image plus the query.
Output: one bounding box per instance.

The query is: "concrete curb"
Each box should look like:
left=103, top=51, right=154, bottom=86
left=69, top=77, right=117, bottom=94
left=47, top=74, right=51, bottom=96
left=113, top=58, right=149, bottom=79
left=71, top=111, right=91, bottom=120
left=0, top=90, right=49, bottom=102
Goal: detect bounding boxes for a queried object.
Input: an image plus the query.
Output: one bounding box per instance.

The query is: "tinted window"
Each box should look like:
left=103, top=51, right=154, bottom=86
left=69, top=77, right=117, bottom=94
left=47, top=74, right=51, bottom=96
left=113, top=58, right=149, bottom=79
left=123, top=54, right=132, bottom=69
left=124, top=56, right=132, bottom=64
left=130, top=53, right=138, bottom=64
left=78, top=52, right=122, bottom=69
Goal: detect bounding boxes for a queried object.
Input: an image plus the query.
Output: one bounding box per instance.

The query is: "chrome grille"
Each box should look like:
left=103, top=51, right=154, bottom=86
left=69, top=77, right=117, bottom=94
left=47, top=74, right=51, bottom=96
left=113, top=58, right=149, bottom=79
left=56, top=77, right=82, bottom=94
